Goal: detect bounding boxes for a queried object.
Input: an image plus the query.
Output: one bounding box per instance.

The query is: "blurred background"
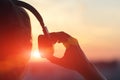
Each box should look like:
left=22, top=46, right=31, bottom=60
left=21, top=0, right=120, bottom=80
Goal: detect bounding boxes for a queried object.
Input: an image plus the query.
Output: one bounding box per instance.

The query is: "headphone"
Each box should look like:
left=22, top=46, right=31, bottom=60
left=14, top=0, right=49, bottom=37
left=13, top=0, right=53, bottom=56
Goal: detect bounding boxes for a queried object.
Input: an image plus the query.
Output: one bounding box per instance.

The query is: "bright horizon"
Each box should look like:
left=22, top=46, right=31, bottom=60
left=22, top=0, right=120, bottom=61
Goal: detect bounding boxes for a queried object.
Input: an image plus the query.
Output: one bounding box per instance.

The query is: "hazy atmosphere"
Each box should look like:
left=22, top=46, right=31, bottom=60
left=19, top=0, right=120, bottom=80
left=22, top=0, right=120, bottom=61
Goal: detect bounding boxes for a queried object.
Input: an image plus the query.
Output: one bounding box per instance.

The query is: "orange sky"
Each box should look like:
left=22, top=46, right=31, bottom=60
left=22, top=0, right=120, bottom=61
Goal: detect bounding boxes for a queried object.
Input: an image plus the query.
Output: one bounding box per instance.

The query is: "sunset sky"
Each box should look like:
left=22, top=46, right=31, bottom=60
left=22, top=0, right=120, bottom=61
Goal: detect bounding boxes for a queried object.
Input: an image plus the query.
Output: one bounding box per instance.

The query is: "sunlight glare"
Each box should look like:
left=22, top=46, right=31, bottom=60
left=30, top=50, right=41, bottom=61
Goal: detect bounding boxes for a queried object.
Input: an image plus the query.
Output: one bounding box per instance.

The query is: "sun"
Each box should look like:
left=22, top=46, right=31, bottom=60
left=32, top=50, right=41, bottom=58
left=30, top=50, right=42, bottom=61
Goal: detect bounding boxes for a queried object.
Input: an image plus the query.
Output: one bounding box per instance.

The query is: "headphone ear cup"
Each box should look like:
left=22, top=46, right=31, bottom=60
left=38, top=35, right=54, bottom=58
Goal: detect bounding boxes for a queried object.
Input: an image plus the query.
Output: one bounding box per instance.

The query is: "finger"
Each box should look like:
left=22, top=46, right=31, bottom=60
left=38, top=32, right=74, bottom=45
left=50, top=32, right=71, bottom=48
left=50, top=32, right=78, bottom=48
left=50, top=32, right=71, bottom=43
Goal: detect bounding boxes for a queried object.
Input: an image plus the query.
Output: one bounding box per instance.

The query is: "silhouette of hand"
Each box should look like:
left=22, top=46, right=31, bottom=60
left=38, top=32, right=106, bottom=80
left=38, top=32, right=89, bottom=70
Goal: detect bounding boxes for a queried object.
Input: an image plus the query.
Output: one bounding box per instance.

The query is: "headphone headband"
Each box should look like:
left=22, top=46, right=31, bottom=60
left=14, top=0, right=49, bottom=36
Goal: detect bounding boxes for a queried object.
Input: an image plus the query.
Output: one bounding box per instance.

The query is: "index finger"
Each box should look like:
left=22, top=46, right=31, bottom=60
left=50, top=32, right=78, bottom=48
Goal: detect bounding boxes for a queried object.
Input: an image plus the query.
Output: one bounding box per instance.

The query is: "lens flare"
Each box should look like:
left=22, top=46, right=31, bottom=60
left=32, top=50, right=41, bottom=58
left=30, top=50, right=41, bottom=61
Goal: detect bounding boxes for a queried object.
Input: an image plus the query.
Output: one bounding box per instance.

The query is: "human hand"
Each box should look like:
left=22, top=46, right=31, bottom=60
left=38, top=32, right=89, bottom=70
left=38, top=32, right=106, bottom=80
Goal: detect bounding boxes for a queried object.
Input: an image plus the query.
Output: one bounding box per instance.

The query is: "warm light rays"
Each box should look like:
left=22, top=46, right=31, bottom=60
left=30, top=50, right=42, bottom=61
